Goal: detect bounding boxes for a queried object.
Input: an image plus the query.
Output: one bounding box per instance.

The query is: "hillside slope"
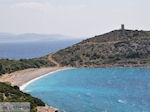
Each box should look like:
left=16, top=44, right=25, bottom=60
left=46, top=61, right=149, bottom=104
left=52, top=29, right=150, bottom=67
left=0, top=82, right=45, bottom=112
left=0, top=58, right=56, bottom=75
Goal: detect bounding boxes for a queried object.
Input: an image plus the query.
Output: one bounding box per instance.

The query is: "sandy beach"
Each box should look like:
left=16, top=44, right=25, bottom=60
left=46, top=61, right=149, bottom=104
left=0, top=67, right=70, bottom=88
left=0, top=66, right=71, bottom=112
left=0, top=53, right=71, bottom=112
left=20, top=67, right=72, bottom=90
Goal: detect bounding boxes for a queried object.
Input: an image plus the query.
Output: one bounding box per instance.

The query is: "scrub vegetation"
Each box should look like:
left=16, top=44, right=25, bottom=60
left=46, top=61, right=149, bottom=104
left=0, top=58, right=56, bottom=75
left=52, top=30, right=150, bottom=67
left=0, top=82, right=45, bottom=112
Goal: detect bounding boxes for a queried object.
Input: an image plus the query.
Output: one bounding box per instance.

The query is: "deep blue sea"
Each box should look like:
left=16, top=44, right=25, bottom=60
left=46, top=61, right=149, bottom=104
left=0, top=39, right=81, bottom=60
left=23, top=68, right=150, bottom=112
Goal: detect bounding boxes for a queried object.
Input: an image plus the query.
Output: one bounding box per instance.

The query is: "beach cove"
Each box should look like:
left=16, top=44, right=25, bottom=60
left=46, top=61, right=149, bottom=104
left=0, top=66, right=71, bottom=112
left=23, top=67, right=150, bottom=112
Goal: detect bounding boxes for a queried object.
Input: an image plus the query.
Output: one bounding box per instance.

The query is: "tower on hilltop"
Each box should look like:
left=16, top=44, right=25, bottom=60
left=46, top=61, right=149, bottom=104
left=121, top=24, right=125, bottom=31
left=121, top=24, right=125, bottom=35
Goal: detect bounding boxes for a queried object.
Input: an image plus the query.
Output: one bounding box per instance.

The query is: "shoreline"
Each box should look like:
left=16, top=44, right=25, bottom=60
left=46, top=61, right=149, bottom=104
left=0, top=66, right=149, bottom=88
left=20, top=67, right=73, bottom=91
left=0, top=67, right=72, bottom=89
left=18, top=65, right=150, bottom=91
left=0, top=66, right=149, bottom=112
left=0, top=67, right=72, bottom=112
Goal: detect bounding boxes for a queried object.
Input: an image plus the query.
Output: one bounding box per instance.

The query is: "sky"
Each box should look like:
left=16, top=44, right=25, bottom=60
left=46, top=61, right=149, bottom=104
left=0, top=0, right=150, bottom=37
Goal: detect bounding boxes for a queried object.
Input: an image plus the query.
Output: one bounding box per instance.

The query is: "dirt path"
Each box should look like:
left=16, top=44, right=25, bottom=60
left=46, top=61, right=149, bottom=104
left=48, top=53, right=60, bottom=67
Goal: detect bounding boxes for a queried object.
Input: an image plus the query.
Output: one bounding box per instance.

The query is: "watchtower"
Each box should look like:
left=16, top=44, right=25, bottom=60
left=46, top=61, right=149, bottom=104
left=121, top=24, right=125, bottom=31
left=121, top=24, right=125, bottom=35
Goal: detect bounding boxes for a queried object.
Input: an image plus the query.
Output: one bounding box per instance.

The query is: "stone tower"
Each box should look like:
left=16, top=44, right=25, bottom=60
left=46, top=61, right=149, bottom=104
left=121, top=24, right=125, bottom=31
left=121, top=24, right=125, bottom=35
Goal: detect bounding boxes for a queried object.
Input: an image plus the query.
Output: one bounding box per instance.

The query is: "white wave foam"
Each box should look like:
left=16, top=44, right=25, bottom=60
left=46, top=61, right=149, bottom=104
left=20, top=68, right=74, bottom=91
left=118, top=99, right=127, bottom=104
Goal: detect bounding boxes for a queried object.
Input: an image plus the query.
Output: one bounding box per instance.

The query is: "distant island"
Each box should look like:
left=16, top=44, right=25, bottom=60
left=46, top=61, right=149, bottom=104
left=0, top=33, right=80, bottom=43
left=0, top=25, right=150, bottom=112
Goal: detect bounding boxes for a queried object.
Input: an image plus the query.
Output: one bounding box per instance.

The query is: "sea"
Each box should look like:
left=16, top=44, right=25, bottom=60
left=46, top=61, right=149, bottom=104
left=0, top=39, right=81, bottom=60
left=23, top=68, right=150, bottom=112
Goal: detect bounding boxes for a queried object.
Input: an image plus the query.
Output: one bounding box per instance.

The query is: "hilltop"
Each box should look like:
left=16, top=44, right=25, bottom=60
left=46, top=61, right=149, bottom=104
left=51, top=27, right=150, bottom=67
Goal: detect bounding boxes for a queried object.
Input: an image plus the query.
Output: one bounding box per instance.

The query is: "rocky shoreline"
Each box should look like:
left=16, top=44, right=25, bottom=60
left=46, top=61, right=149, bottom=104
left=37, top=105, right=58, bottom=112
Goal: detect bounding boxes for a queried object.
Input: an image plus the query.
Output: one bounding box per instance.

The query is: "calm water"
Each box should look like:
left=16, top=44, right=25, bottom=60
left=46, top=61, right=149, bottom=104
left=23, top=68, right=150, bottom=112
left=0, top=40, right=81, bottom=60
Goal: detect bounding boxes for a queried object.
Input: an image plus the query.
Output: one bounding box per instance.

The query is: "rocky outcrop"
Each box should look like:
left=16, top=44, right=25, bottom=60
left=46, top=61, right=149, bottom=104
left=37, top=105, right=58, bottom=112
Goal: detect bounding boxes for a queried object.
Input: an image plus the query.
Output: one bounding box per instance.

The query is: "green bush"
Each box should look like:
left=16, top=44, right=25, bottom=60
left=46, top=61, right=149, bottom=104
left=0, top=58, right=56, bottom=75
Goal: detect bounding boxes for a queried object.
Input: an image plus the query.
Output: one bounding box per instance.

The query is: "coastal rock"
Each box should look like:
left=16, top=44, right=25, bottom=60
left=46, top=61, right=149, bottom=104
left=37, top=105, right=58, bottom=112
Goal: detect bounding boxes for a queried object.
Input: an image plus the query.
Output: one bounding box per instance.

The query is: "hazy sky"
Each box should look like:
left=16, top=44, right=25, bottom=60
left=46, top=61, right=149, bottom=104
left=0, top=0, right=150, bottom=37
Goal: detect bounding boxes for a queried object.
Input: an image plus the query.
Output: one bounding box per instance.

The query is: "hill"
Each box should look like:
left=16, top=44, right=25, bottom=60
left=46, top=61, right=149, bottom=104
left=0, top=58, right=55, bottom=75
left=51, top=28, right=150, bottom=67
left=0, top=82, right=45, bottom=112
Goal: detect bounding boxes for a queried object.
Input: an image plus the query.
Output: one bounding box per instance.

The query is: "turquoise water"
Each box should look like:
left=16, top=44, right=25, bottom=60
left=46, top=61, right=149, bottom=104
left=23, top=68, right=150, bottom=112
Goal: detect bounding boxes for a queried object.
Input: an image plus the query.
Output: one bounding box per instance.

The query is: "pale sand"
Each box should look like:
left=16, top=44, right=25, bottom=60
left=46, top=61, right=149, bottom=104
left=0, top=67, right=70, bottom=88
left=20, top=67, right=72, bottom=90
left=0, top=67, right=72, bottom=112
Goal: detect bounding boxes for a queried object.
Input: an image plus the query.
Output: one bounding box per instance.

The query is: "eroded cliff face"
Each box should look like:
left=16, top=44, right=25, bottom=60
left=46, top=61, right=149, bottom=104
left=51, top=29, right=150, bottom=67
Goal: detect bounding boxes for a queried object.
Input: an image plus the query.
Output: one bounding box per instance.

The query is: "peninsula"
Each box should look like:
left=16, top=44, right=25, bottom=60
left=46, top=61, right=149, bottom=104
left=52, top=26, right=150, bottom=67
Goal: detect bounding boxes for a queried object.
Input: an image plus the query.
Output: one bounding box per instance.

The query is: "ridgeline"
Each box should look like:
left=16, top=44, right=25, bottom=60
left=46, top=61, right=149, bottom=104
left=52, top=26, right=150, bottom=67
